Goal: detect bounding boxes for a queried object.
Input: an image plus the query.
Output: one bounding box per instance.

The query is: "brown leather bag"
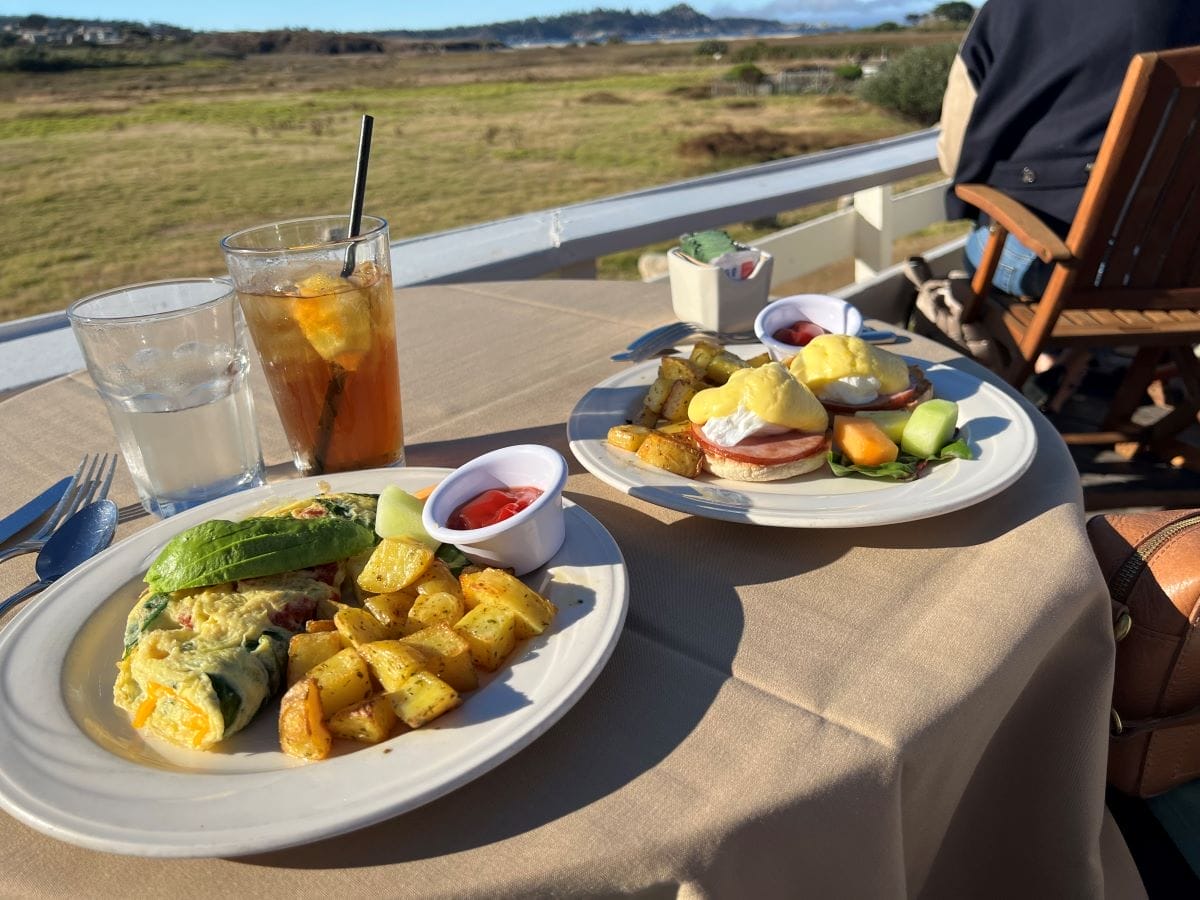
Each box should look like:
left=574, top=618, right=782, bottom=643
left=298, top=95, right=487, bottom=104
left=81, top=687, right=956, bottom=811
left=1088, top=509, right=1200, bottom=797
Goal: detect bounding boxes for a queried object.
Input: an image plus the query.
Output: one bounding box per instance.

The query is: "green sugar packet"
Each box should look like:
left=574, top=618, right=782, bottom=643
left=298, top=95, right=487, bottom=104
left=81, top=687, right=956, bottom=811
left=679, top=229, right=740, bottom=264
left=147, top=515, right=376, bottom=592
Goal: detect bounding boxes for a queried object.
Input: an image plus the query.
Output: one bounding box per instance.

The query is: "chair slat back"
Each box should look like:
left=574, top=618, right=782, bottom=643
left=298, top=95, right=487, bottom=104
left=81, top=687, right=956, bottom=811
left=1067, top=47, right=1200, bottom=303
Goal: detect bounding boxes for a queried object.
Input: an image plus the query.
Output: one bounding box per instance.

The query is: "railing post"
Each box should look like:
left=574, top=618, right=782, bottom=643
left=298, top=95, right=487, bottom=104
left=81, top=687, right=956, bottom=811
left=852, top=184, right=894, bottom=282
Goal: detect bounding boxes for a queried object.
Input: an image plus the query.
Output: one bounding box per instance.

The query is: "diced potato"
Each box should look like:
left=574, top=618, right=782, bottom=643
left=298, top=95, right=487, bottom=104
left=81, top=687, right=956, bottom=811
left=643, top=376, right=676, bottom=414
left=357, top=537, right=434, bottom=593
left=356, top=640, right=430, bottom=692
left=328, top=693, right=399, bottom=744
left=459, top=568, right=557, bottom=638
left=705, top=350, right=749, bottom=384
left=745, top=352, right=772, bottom=368
left=279, top=677, right=332, bottom=760
left=655, top=420, right=692, bottom=436
left=335, top=606, right=399, bottom=646
left=400, top=623, right=479, bottom=692
left=413, top=560, right=462, bottom=598
left=658, top=356, right=702, bottom=382
left=389, top=671, right=462, bottom=729
left=689, top=341, right=721, bottom=371
left=306, top=647, right=372, bottom=717
left=339, top=550, right=374, bottom=604
left=633, top=407, right=660, bottom=428
left=635, top=431, right=703, bottom=478
left=660, top=379, right=699, bottom=423
left=315, top=596, right=351, bottom=620
left=363, top=590, right=416, bottom=629
left=287, top=631, right=346, bottom=686
left=607, top=424, right=652, bottom=452
left=408, top=590, right=466, bottom=631
left=305, top=619, right=337, bottom=633
left=454, top=603, right=519, bottom=671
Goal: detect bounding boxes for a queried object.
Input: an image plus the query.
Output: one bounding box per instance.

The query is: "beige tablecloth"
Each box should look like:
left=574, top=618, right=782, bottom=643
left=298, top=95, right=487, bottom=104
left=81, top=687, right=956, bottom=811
left=0, top=281, right=1144, bottom=899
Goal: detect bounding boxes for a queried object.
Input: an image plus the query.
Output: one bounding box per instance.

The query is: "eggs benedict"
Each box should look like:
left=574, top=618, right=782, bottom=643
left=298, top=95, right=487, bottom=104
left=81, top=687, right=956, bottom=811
left=787, top=334, right=932, bottom=415
left=687, top=362, right=830, bottom=481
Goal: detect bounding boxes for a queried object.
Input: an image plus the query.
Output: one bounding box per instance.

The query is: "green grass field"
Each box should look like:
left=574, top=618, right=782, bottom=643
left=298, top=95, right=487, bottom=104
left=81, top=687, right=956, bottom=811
left=0, top=34, right=958, bottom=321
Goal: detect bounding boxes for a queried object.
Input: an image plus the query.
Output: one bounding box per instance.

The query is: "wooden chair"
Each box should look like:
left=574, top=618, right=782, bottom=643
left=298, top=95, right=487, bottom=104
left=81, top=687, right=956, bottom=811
left=955, top=45, right=1200, bottom=468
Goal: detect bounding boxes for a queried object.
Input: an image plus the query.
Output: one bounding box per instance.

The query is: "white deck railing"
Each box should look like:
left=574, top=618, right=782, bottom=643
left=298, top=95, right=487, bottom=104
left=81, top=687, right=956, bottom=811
left=0, top=128, right=953, bottom=395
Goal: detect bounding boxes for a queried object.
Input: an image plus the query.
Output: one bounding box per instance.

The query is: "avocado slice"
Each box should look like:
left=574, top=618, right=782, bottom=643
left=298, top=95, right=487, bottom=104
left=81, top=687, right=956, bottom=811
left=146, top=516, right=375, bottom=593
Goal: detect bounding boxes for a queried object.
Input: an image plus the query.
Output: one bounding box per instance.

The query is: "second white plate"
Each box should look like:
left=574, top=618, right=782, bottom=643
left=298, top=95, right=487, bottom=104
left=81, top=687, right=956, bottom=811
left=567, top=350, right=1038, bottom=527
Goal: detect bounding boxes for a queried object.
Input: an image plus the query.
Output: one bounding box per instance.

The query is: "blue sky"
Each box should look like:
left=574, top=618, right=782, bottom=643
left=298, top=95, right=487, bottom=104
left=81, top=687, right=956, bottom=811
left=2, top=1, right=947, bottom=31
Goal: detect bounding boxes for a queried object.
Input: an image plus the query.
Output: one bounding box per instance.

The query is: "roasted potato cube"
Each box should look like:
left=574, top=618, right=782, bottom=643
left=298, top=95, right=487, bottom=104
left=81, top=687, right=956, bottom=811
left=335, top=606, right=399, bottom=646
left=305, top=619, right=337, bottom=633
left=356, top=640, right=429, bottom=692
left=363, top=590, right=417, bottom=629
left=408, top=590, right=466, bottom=631
left=454, top=603, right=519, bottom=671
left=607, top=424, right=652, bottom=452
left=400, top=623, right=479, bottom=692
left=287, top=631, right=346, bottom=686
left=328, top=693, right=398, bottom=744
left=632, top=406, right=660, bottom=428
left=635, top=431, right=703, bottom=478
left=389, top=671, right=462, bottom=729
left=340, top=550, right=374, bottom=604
left=357, top=537, right=434, bottom=593
left=413, top=560, right=462, bottom=598
left=306, top=647, right=372, bottom=717
left=279, top=677, right=332, bottom=760
left=658, top=356, right=702, bottom=382
left=656, top=420, right=693, bottom=436
left=746, top=352, right=772, bottom=368
left=690, top=340, right=721, bottom=371
left=660, top=379, right=699, bottom=422
left=706, top=350, right=750, bottom=384
left=643, top=376, right=676, bottom=414
left=459, top=568, right=557, bottom=638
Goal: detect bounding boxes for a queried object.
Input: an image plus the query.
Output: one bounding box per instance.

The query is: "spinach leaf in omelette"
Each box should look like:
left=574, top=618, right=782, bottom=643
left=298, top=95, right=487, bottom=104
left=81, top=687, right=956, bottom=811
left=146, top=516, right=375, bottom=593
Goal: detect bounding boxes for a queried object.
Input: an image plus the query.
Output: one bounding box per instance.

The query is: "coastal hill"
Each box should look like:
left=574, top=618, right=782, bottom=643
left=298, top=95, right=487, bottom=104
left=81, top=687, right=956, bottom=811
left=1, top=5, right=821, bottom=49
left=379, top=4, right=819, bottom=44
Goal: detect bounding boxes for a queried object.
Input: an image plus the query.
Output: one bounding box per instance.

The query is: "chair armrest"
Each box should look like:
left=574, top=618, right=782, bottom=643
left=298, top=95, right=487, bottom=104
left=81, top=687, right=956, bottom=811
left=953, top=183, right=1073, bottom=263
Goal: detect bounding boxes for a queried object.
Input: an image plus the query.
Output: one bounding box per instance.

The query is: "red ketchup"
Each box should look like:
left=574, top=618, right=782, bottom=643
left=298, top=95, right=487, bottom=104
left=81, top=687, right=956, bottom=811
left=772, top=319, right=827, bottom=346
left=448, top=486, right=543, bottom=530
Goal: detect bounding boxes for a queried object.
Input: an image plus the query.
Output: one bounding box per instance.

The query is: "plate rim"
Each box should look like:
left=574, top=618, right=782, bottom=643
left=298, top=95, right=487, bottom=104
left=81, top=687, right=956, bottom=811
left=567, top=351, right=1038, bottom=527
left=0, top=467, right=629, bottom=857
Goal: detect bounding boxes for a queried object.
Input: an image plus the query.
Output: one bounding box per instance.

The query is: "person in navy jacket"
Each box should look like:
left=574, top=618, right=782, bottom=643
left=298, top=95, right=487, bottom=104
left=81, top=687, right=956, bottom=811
left=938, top=1, right=1200, bottom=299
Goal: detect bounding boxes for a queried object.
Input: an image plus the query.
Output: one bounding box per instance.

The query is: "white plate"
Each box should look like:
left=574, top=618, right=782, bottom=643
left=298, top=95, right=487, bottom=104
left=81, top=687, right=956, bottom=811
left=567, top=349, right=1038, bottom=527
left=0, top=468, right=628, bottom=857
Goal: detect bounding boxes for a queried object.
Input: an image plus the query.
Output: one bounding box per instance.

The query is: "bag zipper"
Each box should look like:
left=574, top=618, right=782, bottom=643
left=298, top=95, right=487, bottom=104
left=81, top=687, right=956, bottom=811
left=1109, top=512, right=1200, bottom=605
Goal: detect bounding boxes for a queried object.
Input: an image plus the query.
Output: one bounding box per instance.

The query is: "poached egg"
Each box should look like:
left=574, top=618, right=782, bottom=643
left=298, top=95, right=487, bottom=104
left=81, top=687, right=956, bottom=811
left=688, top=362, right=828, bottom=448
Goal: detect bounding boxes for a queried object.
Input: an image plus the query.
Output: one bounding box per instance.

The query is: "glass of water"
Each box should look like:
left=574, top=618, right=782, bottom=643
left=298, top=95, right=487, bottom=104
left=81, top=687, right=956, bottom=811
left=67, top=278, right=266, bottom=517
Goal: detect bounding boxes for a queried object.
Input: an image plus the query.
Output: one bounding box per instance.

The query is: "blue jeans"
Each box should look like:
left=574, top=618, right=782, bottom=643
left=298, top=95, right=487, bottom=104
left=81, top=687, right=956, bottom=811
left=964, top=223, right=1052, bottom=298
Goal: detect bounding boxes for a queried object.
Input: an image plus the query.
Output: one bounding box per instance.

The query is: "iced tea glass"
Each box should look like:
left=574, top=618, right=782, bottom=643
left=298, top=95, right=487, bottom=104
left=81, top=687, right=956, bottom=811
left=221, top=215, right=404, bottom=475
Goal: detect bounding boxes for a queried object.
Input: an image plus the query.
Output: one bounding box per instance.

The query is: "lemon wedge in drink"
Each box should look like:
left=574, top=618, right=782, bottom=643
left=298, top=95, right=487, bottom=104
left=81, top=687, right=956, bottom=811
left=292, top=273, right=372, bottom=371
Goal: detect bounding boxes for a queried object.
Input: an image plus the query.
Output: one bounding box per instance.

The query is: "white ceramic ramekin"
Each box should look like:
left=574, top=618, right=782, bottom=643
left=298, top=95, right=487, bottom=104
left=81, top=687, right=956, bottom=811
left=422, top=444, right=568, bottom=576
left=754, top=294, right=864, bottom=361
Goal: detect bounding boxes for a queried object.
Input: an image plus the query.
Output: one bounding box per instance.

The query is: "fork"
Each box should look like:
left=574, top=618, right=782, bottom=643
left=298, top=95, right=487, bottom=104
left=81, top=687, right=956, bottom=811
left=0, top=454, right=117, bottom=564
left=612, top=323, right=759, bottom=363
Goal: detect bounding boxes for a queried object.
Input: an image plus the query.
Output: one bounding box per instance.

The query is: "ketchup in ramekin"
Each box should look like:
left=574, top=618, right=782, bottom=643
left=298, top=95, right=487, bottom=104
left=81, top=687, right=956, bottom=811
left=447, top=486, right=544, bottom=530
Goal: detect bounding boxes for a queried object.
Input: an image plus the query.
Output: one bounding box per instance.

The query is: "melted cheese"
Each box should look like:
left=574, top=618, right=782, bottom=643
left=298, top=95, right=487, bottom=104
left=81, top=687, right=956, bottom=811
left=688, top=362, right=828, bottom=434
left=788, top=334, right=910, bottom=398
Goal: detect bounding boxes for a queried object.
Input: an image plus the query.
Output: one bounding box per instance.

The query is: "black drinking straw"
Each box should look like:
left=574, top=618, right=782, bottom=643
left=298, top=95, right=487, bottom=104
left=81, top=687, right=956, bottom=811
left=314, top=113, right=374, bottom=474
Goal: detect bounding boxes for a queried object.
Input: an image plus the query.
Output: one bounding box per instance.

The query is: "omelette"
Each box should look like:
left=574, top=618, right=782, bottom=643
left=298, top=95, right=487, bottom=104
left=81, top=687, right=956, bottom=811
left=114, top=493, right=377, bottom=751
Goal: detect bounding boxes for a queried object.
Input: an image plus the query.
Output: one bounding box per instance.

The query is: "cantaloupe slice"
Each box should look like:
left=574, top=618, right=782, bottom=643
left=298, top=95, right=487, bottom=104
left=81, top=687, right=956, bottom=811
left=833, top=415, right=899, bottom=467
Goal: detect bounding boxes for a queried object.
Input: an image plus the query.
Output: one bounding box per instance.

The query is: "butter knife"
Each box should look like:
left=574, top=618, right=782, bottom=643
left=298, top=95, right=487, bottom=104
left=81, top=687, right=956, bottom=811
left=0, top=477, right=71, bottom=545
